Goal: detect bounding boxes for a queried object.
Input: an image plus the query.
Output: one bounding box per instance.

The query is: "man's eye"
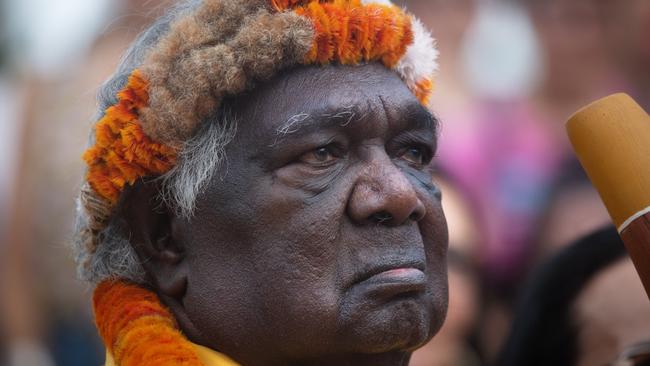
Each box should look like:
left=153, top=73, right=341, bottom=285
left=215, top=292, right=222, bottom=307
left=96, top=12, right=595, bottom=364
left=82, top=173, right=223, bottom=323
left=400, top=146, right=428, bottom=166
left=299, top=145, right=340, bottom=166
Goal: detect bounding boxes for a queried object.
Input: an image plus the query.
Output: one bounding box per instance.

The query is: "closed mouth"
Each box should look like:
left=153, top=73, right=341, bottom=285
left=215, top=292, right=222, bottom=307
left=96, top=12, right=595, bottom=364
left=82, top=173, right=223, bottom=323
left=356, top=260, right=426, bottom=283
left=352, top=261, right=427, bottom=298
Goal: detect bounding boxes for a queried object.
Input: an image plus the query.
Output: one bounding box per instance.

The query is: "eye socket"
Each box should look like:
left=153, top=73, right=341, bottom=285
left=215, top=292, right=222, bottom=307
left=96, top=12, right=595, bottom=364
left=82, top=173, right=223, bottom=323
left=400, top=146, right=431, bottom=166
left=299, top=144, right=342, bottom=166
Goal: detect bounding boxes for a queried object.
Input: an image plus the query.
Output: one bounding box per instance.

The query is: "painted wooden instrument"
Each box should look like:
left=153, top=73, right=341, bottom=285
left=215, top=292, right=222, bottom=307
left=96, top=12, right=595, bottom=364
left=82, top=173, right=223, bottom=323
left=567, top=93, right=650, bottom=298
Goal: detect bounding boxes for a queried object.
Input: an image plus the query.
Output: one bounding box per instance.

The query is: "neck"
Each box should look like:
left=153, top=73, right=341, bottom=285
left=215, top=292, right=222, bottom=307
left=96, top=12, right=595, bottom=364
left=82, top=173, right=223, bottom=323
left=281, top=351, right=412, bottom=366
left=220, top=340, right=413, bottom=366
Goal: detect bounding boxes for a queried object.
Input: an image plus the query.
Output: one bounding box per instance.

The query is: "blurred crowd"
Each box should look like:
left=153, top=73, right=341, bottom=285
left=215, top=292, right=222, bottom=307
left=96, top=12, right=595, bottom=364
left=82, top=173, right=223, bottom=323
left=0, top=0, right=649, bottom=365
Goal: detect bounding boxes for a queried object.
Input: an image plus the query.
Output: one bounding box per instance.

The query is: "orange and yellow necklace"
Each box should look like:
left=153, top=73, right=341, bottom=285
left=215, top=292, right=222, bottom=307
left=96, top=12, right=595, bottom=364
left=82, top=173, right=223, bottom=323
left=94, top=280, right=239, bottom=366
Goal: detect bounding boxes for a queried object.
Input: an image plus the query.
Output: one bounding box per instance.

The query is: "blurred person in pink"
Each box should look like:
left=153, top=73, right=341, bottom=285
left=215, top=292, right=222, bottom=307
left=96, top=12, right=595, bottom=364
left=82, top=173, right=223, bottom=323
left=511, top=0, right=633, bottom=262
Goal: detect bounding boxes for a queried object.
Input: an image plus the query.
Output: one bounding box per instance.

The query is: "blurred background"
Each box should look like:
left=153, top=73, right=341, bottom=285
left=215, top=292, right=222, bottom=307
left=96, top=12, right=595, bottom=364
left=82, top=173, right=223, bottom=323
left=0, top=0, right=648, bottom=365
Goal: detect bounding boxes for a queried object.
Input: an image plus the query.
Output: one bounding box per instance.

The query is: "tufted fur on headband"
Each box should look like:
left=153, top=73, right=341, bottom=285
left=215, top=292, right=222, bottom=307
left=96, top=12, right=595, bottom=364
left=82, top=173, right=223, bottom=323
left=77, top=0, right=438, bottom=280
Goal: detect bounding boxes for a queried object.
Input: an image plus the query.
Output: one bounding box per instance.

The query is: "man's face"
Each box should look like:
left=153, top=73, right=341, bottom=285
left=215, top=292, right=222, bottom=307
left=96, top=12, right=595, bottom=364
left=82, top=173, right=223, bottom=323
left=173, top=63, right=448, bottom=364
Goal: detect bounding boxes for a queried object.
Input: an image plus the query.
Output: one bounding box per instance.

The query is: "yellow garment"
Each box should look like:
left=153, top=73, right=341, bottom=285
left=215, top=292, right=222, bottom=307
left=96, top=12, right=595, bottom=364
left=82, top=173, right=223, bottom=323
left=105, top=342, right=240, bottom=366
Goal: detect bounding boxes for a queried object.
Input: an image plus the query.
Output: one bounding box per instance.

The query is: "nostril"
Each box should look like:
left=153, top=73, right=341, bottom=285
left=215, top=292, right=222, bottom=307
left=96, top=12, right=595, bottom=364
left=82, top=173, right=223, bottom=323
left=371, top=211, right=393, bottom=224
left=409, top=212, right=422, bottom=221
left=409, top=200, right=426, bottom=222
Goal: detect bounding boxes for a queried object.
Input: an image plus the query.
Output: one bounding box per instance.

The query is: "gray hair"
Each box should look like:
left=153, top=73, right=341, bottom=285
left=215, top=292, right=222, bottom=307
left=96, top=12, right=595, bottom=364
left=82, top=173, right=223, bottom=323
left=72, top=0, right=237, bottom=284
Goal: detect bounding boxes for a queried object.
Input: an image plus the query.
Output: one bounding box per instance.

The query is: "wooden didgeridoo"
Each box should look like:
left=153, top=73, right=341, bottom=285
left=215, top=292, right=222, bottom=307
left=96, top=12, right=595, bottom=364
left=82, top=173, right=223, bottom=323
left=567, top=93, right=650, bottom=299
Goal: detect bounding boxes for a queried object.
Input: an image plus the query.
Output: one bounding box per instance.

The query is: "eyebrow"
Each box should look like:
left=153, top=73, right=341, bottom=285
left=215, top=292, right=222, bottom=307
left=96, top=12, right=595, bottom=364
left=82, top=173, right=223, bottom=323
left=274, top=104, right=359, bottom=140
left=271, top=103, right=438, bottom=146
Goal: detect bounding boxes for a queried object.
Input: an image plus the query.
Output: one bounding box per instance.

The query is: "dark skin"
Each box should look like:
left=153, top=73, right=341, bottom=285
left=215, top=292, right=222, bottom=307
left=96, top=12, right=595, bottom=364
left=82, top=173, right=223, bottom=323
left=118, top=63, right=449, bottom=366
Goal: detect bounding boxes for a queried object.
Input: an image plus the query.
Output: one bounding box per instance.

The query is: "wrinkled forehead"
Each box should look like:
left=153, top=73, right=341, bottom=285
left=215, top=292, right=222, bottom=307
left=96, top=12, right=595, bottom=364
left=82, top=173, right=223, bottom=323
left=229, top=63, right=435, bottom=138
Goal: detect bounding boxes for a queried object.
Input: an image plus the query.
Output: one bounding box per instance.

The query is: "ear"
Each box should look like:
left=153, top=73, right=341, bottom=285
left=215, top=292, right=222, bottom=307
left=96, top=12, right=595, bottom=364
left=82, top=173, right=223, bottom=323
left=115, top=180, right=188, bottom=300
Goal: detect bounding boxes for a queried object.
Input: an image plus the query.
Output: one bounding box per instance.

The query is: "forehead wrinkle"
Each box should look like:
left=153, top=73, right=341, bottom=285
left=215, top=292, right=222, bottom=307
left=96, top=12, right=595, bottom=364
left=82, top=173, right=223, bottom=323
left=380, top=93, right=439, bottom=137
left=376, top=94, right=391, bottom=132
left=400, top=96, right=439, bottom=136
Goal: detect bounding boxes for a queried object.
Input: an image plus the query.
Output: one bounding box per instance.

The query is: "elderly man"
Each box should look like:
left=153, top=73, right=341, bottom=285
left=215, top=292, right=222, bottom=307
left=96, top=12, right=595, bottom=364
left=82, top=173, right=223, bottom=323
left=75, top=1, right=447, bottom=365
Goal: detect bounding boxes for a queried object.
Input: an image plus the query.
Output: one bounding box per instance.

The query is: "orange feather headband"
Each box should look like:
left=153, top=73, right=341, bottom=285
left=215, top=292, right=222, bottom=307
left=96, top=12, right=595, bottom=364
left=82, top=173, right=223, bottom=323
left=80, top=0, right=438, bottom=266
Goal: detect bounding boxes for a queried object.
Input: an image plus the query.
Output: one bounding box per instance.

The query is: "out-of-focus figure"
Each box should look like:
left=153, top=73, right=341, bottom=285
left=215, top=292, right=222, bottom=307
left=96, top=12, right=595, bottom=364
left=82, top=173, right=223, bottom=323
left=0, top=1, right=170, bottom=365
left=1, top=0, right=10, bottom=361
left=498, top=226, right=650, bottom=366
left=574, top=255, right=650, bottom=366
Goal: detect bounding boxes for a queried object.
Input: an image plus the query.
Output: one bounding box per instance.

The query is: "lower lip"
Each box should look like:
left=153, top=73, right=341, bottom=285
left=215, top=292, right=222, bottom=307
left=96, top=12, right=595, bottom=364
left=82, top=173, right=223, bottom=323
left=357, top=268, right=427, bottom=297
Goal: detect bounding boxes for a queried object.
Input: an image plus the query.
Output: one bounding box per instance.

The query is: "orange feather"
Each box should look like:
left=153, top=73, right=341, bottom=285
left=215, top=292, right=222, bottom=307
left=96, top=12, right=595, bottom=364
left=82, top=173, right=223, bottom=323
left=294, top=1, right=413, bottom=68
left=83, top=70, right=177, bottom=204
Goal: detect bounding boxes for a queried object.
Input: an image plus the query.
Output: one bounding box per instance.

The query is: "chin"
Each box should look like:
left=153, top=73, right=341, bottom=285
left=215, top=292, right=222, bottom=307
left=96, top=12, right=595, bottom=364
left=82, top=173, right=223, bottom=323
left=337, top=292, right=444, bottom=354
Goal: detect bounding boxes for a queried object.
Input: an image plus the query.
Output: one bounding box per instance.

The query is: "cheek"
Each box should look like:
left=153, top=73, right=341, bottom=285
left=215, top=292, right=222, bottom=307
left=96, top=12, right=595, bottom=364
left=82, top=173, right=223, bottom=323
left=237, top=176, right=353, bottom=353
left=250, top=240, right=342, bottom=353
left=180, top=248, right=265, bottom=355
left=253, top=169, right=353, bottom=263
left=252, top=182, right=345, bottom=297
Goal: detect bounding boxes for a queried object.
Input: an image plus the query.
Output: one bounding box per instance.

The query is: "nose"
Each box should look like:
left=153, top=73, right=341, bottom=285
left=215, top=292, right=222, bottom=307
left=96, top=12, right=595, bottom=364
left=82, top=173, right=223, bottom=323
left=347, top=155, right=426, bottom=226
